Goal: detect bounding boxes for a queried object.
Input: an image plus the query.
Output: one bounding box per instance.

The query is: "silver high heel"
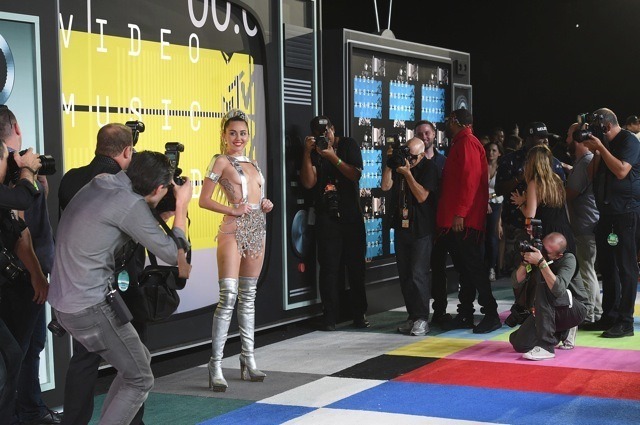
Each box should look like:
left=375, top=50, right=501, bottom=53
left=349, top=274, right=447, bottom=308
left=238, top=277, right=266, bottom=382
left=208, top=278, right=238, bottom=392
left=208, top=357, right=228, bottom=392
left=240, top=353, right=266, bottom=382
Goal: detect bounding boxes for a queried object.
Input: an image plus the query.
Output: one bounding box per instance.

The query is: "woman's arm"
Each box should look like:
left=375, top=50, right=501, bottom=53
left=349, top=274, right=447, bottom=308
left=520, top=180, right=538, bottom=218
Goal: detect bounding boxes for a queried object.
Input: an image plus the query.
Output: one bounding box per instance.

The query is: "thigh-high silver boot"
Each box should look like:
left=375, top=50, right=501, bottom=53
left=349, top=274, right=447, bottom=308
left=238, top=276, right=266, bottom=382
left=208, top=278, right=238, bottom=392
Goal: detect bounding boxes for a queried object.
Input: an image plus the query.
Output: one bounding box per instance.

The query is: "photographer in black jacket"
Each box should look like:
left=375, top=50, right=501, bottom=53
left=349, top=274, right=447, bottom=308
left=300, top=115, right=368, bottom=331
left=0, top=138, right=44, bottom=421
left=381, top=137, right=438, bottom=336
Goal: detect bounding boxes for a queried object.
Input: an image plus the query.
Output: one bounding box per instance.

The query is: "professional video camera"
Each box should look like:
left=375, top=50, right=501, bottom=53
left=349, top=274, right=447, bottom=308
left=572, top=112, right=605, bottom=143
left=386, top=135, right=411, bottom=170
left=125, top=120, right=145, bottom=146
left=314, top=118, right=330, bottom=150
left=5, top=149, right=56, bottom=185
left=519, top=218, right=543, bottom=253
left=156, top=142, right=186, bottom=213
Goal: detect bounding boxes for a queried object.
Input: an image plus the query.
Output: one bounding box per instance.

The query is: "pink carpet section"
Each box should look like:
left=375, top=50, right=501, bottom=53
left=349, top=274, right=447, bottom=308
left=446, top=340, right=640, bottom=373
left=397, top=358, right=640, bottom=401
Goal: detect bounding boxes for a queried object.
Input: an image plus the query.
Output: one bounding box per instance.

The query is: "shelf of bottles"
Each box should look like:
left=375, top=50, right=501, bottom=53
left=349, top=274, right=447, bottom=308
left=365, top=217, right=384, bottom=259
left=361, top=148, right=382, bottom=189
left=389, top=80, right=415, bottom=121
left=353, top=77, right=383, bottom=119
left=421, top=84, right=446, bottom=123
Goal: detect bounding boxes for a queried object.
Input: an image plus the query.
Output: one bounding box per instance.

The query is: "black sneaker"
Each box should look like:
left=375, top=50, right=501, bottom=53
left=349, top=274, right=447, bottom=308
left=581, top=318, right=614, bottom=331
left=442, top=314, right=474, bottom=330
left=353, top=316, right=370, bottom=328
left=473, top=314, right=502, bottom=334
left=601, top=323, right=634, bottom=338
left=430, top=312, right=453, bottom=325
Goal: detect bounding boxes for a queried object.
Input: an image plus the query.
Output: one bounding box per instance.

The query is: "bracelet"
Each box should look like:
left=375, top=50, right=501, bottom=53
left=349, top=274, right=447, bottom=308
left=335, top=158, right=342, bottom=167
left=20, top=166, right=37, bottom=175
left=537, top=257, right=545, bottom=266
left=539, top=262, right=548, bottom=270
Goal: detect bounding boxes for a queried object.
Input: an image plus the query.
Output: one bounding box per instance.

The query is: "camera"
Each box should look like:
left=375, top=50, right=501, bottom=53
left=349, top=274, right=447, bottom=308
left=5, top=149, right=56, bottom=184
left=322, top=182, right=340, bottom=218
left=47, top=319, right=67, bottom=337
left=386, top=135, right=411, bottom=170
left=0, top=246, right=25, bottom=283
left=519, top=218, right=543, bottom=253
left=156, top=142, right=186, bottom=213
left=125, top=120, right=145, bottom=146
left=314, top=118, right=330, bottom=150
left=572, top=112, right=605, bottom=143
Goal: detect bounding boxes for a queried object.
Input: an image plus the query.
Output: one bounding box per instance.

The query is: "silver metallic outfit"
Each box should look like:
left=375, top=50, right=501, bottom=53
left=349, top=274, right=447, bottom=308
left=205, top=154, right=266, bottom=258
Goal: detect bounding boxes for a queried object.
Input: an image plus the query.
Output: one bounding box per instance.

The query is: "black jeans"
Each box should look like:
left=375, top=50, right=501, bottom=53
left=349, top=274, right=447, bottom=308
left=0, top=280, right=46, bottom=423
left=440, top=228, right=498, bottom=317
left=0, top=317, right=22, bottom=422
left=316, top=214, right=367, bottom=326
left=595, top=210, right=640, bottom=327
left=430, top=233, right=449, bottom=315
left=395, top=231, right=432, bottom=320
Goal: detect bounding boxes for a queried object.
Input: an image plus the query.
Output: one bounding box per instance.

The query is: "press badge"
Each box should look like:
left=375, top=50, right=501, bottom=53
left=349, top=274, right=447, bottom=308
left=402, top=208, right=409, bottom=228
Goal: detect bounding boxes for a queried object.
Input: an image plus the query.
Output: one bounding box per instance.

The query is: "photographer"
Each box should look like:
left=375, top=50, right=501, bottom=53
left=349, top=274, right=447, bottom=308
left=580, top=108, right=640, bottom=338
left=381, top=137, right=438, bottom=336
left=57, top=123, right=148, bottom=425
left=509, top=233, right=588, bottom=360
left=48, top=151, right=192, bottom=424
left=300, top=115, right=368, bottom=331
left=0, top=138, right=44, bottom=421
left=0, top=104, right=59, bottom=424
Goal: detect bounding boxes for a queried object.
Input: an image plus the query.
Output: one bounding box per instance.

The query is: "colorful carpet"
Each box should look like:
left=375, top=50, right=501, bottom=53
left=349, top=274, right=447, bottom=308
left=89, top=279, right=640, bottom=424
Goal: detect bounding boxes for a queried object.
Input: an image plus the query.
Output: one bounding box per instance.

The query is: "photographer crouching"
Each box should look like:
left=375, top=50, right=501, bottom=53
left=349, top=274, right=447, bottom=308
left=509, top=232, right=588, bottom=360
left=300, top=115, right=369, bottom=331
left=381, top=137, right=438, bottom=336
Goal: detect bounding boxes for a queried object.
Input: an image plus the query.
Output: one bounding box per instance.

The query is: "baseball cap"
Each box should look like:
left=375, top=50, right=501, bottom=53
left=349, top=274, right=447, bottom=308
left=625, top=115, right=639, bottom=125
left=525, top=122, right=550, bottom=137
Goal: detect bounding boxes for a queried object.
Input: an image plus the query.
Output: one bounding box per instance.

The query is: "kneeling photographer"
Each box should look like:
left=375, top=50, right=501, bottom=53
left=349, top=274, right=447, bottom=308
left=300, top=115, right=369, bottom=331
left=381, top=137, right=438, bottom=336
left=509, top=232, right=588, bottom=360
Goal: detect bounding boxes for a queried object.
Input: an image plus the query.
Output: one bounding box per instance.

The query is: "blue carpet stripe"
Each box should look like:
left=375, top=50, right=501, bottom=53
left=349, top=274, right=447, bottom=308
left=327, top=381, right=640, bottom=425
left=197, top=403, right=315, bottom=424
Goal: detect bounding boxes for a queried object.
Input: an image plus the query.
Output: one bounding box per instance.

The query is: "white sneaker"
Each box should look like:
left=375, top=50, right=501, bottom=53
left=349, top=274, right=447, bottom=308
left=489, top=268, right=496, bottom=282
left=410, top=319, right=429, bottom=336
left=397, top=319, right=413, bottom=334
left=558, top=326, right=577, bottom=350
left=522, top=346, right=555, bottom=361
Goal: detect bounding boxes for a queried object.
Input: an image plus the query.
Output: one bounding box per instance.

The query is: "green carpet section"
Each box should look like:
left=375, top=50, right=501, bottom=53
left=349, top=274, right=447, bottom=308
left=88, top=392, right=253, bottom=424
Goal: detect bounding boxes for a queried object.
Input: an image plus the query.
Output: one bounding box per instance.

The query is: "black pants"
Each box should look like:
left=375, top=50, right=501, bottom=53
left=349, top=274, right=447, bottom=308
left=316, top=214, right=367, bottom=326
left=440, top=228, right=498, bottom=317
left=61, top=321, right=147, bottom=425
left=430, top=233, right=449, bottom=315
left=0, top=317, right=22, bottom=422
left=510, top=277, right=587, bottom=353
left=395, top=231, right=432, bottom=320
left=0, top=280, right=46, bottom=423
left=595, top=211, right=640, bottom=327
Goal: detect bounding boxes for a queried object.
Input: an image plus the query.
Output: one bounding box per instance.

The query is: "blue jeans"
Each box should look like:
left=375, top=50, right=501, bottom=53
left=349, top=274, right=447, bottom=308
left=395, top=230, right=432, bottom=320
left=55, top=301, right=153, bottom=425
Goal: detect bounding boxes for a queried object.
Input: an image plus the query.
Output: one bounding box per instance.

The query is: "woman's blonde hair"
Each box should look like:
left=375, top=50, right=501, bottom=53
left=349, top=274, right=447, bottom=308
left=524, top=144, right=565, bottom=208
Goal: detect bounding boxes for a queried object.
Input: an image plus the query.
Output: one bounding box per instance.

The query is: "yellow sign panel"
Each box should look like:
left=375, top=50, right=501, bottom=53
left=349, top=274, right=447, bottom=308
left=59, top=30, right=256, bottom=249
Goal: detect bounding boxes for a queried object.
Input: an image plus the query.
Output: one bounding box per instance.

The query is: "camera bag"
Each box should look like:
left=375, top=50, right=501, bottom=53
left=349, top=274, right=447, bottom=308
left=126, top=211, right=190, bottom=322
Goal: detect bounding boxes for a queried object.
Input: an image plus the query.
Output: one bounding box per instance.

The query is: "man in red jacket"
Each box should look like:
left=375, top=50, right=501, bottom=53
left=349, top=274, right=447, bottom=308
left=436, top=108, right=502, bottom=333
